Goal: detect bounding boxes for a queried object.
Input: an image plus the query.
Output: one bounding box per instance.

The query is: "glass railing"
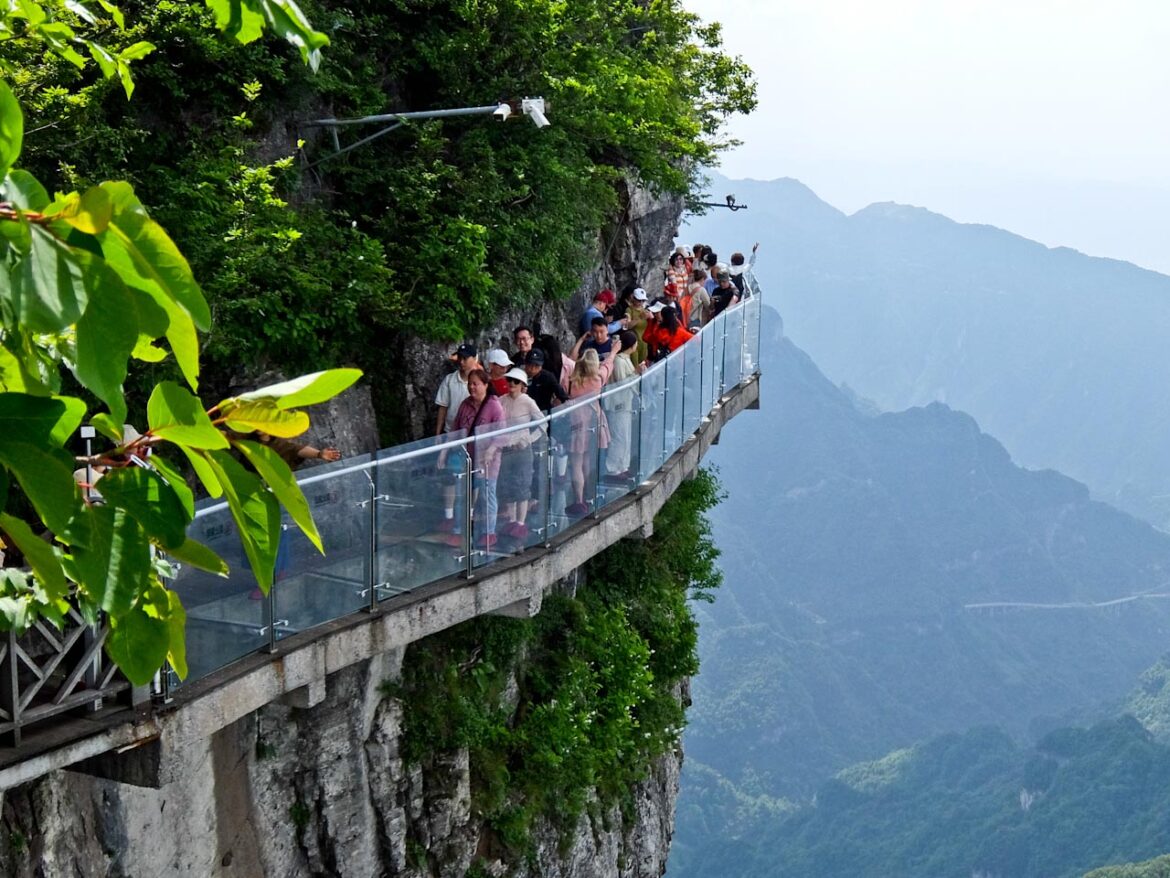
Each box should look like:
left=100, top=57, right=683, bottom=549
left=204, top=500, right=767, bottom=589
left=169, top=291, right=761, bottom=690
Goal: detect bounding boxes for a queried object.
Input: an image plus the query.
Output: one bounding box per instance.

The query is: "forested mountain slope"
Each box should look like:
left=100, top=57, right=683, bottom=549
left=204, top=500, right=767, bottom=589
left=670, top=307, right=1170, bottom=875
left=685, top=176, right=1170, bottom=527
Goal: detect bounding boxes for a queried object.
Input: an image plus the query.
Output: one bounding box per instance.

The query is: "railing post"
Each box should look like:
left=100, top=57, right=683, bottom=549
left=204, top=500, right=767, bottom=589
left=720, top=318, right=728, bottom=397
left=593, top=402, right=604, bottom=516
left=367, top=470, right=379, bottom=612
left=265, top=554, right=278, bottom=654
left=463, top=449, right=475, bottom=579
left=545, top=433, right=554, bottom=546
left=83, top=623, right=102, bottom=714
left=740, top=303, right=748, bottom=384
left=2, top=629, right=19, bottom=746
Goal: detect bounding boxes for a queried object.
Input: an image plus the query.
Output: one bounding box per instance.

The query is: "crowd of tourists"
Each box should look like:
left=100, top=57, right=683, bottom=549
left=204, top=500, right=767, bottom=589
left=432, top=241, right=759, bottom=550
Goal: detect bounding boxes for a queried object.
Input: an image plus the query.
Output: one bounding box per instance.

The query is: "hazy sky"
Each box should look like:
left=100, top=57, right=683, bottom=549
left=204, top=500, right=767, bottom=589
left=690, top=0, right=1170, bottom=273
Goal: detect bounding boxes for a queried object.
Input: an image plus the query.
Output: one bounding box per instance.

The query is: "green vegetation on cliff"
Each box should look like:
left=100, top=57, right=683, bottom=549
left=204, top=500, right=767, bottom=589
left=15, top=0, right=755, bottom=410
left=389, top=469, right=721, bottom=865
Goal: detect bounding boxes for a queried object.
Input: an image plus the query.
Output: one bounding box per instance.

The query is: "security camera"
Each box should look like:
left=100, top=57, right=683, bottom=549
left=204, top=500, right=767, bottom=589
left=521, top=97, right=550, bottom=128
left=493, top=102, right=512, bottom=121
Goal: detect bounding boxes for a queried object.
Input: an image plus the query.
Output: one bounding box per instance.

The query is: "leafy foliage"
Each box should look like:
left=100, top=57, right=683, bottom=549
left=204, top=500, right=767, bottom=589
left=0, top=0, right=357, bottom=685
left=9, top=0, right=755, bottom=420
left=390, top=469, right=722, bottom=863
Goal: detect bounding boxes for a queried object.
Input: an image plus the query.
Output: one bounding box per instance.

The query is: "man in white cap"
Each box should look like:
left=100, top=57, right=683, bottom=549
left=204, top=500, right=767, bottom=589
left=626, top=288, right=650, bottom=365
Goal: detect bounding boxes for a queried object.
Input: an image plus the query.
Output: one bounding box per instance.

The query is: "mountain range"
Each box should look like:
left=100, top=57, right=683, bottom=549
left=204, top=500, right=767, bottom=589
left=669, top=303, right=1170, bottom=877
left=683, top=175, right=1170, bottom=529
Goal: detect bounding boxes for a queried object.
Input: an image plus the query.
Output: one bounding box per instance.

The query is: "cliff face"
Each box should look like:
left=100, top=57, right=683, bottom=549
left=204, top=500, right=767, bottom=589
left=0, top=648, right=681, bottom=878
left=0, top=184, right=689, bottom=878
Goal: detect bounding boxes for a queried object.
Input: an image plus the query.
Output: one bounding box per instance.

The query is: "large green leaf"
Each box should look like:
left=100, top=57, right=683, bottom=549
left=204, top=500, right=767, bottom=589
left=2, top=170, right=50, bottom=211
left=253, top=0, right=329, bottom=71
left=234, top=438, right=322, bottom=552
left=0, top=81, right=21, bottom=180
left=99, top=182, right=210, bottom=329
left=205, top=450, right=280, bottom=591
left=0, top=441, right=81, bottom=534
left=205, top=0, right=266, bottom=44
left=224, top=400, right=309, bottom=437
left=48, top=185, right=113, bottom=235
left=177, top=445, right=223, bottom=498
left=147, top=381, right=228, bottom=449
left=0, top=393, right=85, bottom=446
left=141, top=582, right=187, bottom=680
left=96, top=466, right=189, bottom=549
left=235, top=368, right=362, bottom=410
left=105, top=603, right=168, bottom=686
left=73, top=255, right=136, bottom=426
left=167, top=537, right=228, bottom=577
left=96, top=183, right=207, bottom=389
left=69, top=504, right=151, bottom=616
left=149, top=454, right=195, bottom=519
left=89, top=413, right=124, bottom=444
left=0, top=512, right=66, bottom=599
left=4, top=223, right=88, bottom=333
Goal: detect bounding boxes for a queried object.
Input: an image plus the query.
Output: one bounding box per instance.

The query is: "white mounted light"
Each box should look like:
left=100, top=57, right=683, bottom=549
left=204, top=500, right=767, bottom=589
left=521, top=97, right=550, bottom=128
left=493, top=102, right=513, bottom=121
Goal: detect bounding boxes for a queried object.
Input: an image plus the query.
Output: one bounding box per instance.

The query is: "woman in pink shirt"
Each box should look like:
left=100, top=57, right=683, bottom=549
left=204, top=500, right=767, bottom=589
left=451, top=369, right=506, bottom=548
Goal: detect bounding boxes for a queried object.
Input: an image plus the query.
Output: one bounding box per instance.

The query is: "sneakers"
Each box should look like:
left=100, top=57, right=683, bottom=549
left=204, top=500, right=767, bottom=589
left=477, top=533, right=498, bottom=549
left=504, top=521, right=529, bottom=539
left=436, top=517, right=457, bottom=533
left=444, top=533, right=464, bottom=548
left=565, top=501, right=589, bottom=517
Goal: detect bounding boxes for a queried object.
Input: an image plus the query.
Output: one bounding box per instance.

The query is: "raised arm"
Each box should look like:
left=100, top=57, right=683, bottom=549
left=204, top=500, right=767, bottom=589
left=569, top=332, right=589, bottom=360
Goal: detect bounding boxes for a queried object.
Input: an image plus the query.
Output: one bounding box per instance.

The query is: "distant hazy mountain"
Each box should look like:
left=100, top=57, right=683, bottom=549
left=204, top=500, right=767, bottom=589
left=682, top=177, right=1170, bottom=529
left=669, top=308, right=1170, bottom=876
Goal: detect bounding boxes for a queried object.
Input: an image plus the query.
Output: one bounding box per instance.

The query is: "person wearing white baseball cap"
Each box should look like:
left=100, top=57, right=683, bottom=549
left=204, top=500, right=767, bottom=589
left=486, top=348, right=512, bottom=395
left=626, top=288, right=650, bottom=365
left=497, top=367, right=543, bottom=541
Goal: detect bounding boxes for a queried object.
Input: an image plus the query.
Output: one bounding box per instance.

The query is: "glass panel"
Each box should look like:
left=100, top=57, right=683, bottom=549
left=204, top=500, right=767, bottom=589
left=547, top=395, right=601, bottom=536
left=723, top=305, right=744, bottom=387
left=508, top=421, right=552, bottom=553
left=473, top=417, right=549, bottom=565
left=638, top=362, right=667, bottom=480
left=597, top=375, right=640, bottom=509
left=701, top=322, right=715, bottom=415
left=373, top=435, right=471, bottom=595
left=711, top=312, right=726, bottom=401
left=271, top=454, right=374, bottom=637
left=683, top=334, right=703, bottom=435
left=172, top=503, right=267, bottom=686
left=663, top=349, right=686, bottom=459
left=744, top=296, right=760, bottom=378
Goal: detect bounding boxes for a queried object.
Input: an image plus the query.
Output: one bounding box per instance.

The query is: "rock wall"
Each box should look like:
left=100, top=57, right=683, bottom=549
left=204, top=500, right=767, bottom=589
left=0, top=643, right=682, bottom=878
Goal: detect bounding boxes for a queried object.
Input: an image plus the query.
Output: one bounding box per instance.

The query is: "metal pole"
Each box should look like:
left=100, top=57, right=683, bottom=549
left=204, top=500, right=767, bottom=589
left=593, top=404, right=604, bottom=517
left=303, top=105, right=501, bottom=128
left=463, top=450, right=475, bottom=579
left=305, top=121, right=404, bottom=168
left=544, top=434, right=554, bottom=546
left=367, top=471, right=379, bottom=612
left=265, top=555, right=278, bottom=654
left=740, top=306, right=748, bottom=384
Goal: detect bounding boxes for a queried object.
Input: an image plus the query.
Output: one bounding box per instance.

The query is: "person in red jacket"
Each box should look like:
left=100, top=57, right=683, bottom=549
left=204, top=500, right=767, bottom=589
left=643, top=306, right=693, bottom=361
